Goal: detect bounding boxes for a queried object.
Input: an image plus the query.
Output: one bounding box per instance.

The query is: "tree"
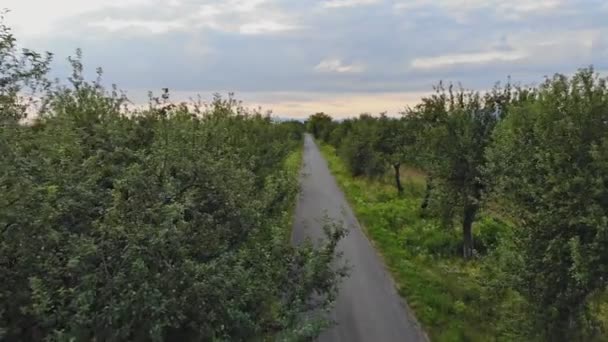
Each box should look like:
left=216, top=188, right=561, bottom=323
left=407, top=83, right=511, bottom=258
left=306, top=112, right=334, bottom=141
left=327, top=118, right=352, bottom=148
left=486, top=68, right=608, bottom=340
left=339, top=114, right=385, bottom=178
left=376, top=114, right=412, bottom=193
left=0, top=9, right=52, bottom=122
left=0, top=16, right=345, bottom=340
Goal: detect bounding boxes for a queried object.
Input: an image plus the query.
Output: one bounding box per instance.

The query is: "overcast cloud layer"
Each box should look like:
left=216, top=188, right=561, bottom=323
left=4, top=0, right=608, bottom=117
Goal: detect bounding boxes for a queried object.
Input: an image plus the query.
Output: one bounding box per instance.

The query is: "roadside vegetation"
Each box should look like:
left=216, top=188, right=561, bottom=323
left=308, top=70, right=608, bottom=341
left=0, top=15, right=345, bottom=341
left=2, top=7, right=607, bottom=341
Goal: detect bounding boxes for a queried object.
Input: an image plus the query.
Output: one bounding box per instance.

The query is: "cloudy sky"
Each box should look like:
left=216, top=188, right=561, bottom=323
left=4, top=0, right=608, bottom=118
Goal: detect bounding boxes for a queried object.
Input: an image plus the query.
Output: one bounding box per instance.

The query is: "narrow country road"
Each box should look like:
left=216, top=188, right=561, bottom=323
left=292, top=134, right=427, bottom=342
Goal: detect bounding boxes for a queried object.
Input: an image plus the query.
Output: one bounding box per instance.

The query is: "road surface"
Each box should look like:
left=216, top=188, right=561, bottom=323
left=292, top=134, right=427, bottom=342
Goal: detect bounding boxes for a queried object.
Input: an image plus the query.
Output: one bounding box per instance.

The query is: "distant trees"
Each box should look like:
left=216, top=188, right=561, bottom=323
left=306, top=112, right=333, bottom=141
left=339, top=114, right=384, bottom=178
left=0, top=17, right=343, bottom=341
left=308, top=68, right=608, bottom=340
left=314, top=113, right=410, bottom=185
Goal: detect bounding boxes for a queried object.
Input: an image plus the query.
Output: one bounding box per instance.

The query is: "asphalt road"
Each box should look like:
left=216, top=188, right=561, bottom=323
left=292, top=134, right=428, bottom=342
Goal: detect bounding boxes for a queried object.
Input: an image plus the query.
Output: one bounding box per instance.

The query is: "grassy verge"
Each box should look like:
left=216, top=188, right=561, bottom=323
left=320, top=142, right=608, bottom=341
left=281, top=143, right=304, bottom=239
left=318, top=142, right=515, bottom=341
left=283, top=145, right=303, bottom=179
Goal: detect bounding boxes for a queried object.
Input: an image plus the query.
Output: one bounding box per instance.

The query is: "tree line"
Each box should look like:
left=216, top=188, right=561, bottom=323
left=0, top=16, right=345, bottom=341
left=307, top=71, right=608, bottom=340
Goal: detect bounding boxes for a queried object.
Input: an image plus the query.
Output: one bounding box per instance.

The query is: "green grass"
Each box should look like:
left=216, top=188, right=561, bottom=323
left=319, top=143, right=608, bottom=341
left=318, top=143, right=512, bottom=341
left=283, top=144, right=303, bottom=178
left=281, top=143, right=304, bottom=241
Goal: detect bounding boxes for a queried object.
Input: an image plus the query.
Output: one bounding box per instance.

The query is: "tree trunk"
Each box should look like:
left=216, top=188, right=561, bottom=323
left=393, top=163, right=403, bottom=193
left=462, top=204, right=477, bottom=259
left=421, top=175, right=433, bottom=212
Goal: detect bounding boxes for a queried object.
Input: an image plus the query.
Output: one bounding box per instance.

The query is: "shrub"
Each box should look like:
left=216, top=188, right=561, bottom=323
left=0, top=21, right=344, bottom=341
left=486, top=68, right=608, bottom=340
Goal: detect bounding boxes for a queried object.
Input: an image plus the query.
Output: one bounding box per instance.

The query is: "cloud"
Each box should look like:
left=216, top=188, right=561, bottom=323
left=411, top=51, right=527, bottom=70
left=88, top=18, right=185, bottom=34
left=188, top=1, right=297, bottom=35
left=315, top=58, right=365, bottom=73
left=4, top=0, right=608, bottom=118
left=3, top=0, right=147, bottom=36
left=239, top=20, right=297, bottom=34
left=394, top=0, right=565, bottom=22
left=7, top=0, right=296, bottom=37
left=394, top=0, right=563, bottom=13
left=322, top=0, right=381, bottom=9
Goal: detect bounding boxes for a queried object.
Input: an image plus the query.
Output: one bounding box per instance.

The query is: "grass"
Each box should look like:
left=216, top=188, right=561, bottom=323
left=318, top=143, right=514, bottom=341
left=283, top=144, right=303, bottom=178
left=280, top=143, right=304, bottom=241
left=316, top=140, right=608, bottom=341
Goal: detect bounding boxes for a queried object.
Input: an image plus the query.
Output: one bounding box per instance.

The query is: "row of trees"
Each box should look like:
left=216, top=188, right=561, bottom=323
left=0, top=16, right=344, bottom=341
left=308, top=70, right=608, bottom=340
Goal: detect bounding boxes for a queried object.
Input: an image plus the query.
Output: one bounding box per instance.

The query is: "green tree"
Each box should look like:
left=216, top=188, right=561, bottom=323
left=376, top=114, right=412, bottom=193
left=0, top=17, right=345, bottom=341
left=0, top=9, right=52, bottom=122
left=407, top=83, right=511, bottom=258
left=306, top=112, right=334, bottom=141
left=339, top=114, right=385, bottom=178
left=486, top=68, right=608, bottom=340
left=327, top=118, right=352, bottom=148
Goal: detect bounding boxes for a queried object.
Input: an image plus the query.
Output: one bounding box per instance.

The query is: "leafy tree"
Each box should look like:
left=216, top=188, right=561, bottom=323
left=306, top=112, right=334, bottom=141
left=376, top=114, right=412, bottom=193
left=327, top=118, right=352, bottom=148
left=486, top=68, right=608, bottom=340
left=407, top=83, right=512, bottom=258
left=339, top=114, right=385, bottom=178
left=0, top=17, right=344, bottom=341
left=0, top=9, right=52, bottom=122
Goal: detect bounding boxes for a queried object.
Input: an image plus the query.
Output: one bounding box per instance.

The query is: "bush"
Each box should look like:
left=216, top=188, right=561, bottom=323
left=473, top=216, right=512, bottom=255
left=339, top=124, right=385, bottom=178
left=487, top=68, right=608, bottom=340
left=0, top=21, right=344, bottom=341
